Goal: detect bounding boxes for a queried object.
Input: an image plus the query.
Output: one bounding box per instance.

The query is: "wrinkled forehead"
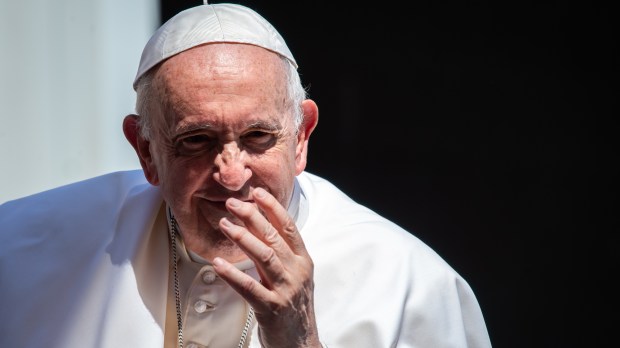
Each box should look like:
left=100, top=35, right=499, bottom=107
left=145, top=44, right=291, bottom=128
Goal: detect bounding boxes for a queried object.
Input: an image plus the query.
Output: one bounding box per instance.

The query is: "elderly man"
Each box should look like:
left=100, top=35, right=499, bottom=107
left=0, top=2, right=491, bottom=347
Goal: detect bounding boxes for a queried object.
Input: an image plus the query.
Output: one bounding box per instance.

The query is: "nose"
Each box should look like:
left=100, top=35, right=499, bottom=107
left=212, top=143, right=252, bottom=191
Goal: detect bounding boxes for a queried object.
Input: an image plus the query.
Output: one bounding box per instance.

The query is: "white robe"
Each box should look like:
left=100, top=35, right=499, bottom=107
left=0, top=170, right=491, bottom=347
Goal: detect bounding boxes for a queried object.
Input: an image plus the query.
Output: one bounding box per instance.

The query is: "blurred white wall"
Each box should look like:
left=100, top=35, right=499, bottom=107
left=0, top=0, right=159, bottom=203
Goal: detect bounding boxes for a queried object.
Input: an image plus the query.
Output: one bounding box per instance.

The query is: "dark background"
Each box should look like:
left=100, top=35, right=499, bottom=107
left=161, top=1, right=615, bottom=346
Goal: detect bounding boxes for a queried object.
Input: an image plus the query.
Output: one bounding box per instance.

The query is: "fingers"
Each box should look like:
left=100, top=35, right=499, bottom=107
left=212, top=256, right=271, bottom=307
left=214, top=187, right=319, bottom=345
left=222, top=187, right=306, bottom=260
left=218, top=216, right=286, bottom=288
left=251, top=188, right=309, bottom=257
left=215, top=187, right=310, bottom=291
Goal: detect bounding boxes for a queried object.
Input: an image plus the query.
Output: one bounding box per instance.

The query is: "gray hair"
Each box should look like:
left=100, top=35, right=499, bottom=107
left=134, top=55, right=307, bottom=140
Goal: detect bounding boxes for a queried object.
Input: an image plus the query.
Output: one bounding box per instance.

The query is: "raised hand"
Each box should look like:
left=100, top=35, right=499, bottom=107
left=213, top=187, right=321, bottom=348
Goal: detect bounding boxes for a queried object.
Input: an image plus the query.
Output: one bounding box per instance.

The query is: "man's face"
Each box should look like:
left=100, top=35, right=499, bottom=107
left=142, top=44, right=306, bottom=239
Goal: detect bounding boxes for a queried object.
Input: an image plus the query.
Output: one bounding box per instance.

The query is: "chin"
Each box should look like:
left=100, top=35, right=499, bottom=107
left=198, top=204, right=242, bottom=229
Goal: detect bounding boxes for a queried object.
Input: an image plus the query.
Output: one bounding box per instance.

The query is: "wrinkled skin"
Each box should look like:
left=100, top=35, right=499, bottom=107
left=123, top=43, right=320, bottom=347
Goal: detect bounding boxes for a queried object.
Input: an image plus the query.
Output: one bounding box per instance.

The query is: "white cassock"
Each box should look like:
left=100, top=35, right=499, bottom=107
left=0, top=170, right=492, bottom=347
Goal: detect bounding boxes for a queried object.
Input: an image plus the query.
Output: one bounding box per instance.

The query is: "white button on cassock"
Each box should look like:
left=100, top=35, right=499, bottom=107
left=193, top=300, right=214, bottom=313
left=202, top=270, right=216, bottom=284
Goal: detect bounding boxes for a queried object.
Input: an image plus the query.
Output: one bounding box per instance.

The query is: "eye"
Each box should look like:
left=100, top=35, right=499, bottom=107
left=175, top=134, right=214, bottom=155
left=183, top=134, right=211, bottom=144
left=242, top=131, right=276, bottom=149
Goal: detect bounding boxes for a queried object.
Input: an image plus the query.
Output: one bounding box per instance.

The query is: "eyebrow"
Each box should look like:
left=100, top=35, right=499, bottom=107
left=171, top=119, right=283, bottom=139
left=246, top=120, right=282, bottom=132
left=174, top=123, right=214, bottom=136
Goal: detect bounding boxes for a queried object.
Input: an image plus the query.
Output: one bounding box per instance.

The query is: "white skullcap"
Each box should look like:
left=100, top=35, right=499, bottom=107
left=133, top=1, right=297, bottom=90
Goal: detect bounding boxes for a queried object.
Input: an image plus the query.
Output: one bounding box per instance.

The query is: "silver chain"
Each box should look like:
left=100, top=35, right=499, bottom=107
left=167, top=207, right=254, bottom=348
left=238, top=305, right=255, bottom=348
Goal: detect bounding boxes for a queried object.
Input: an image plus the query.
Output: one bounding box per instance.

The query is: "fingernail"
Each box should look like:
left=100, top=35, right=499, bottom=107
left=254, top=187, right=266, bottom=199
left=220, top=218, right=232, bottom=228
left=227, top=198, right=240, bottom=208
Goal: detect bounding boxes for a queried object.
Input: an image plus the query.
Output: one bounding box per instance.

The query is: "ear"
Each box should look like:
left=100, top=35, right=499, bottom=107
left=122, top=115, right=160, bottom=185
left=294, top=99, right=319, bottom=175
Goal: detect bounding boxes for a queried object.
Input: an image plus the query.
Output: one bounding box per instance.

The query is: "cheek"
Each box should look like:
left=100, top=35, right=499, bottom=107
left=160, top=159, right=212, bottom=199
left=254, top=151, right=297, bottom=200
left=257, top=147, right=297, bottom=177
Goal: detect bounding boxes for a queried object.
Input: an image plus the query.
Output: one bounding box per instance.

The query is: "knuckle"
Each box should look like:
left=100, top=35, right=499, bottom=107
left=238, top=277, right=259, bottom=296
left=266, top=299, right=285, bottom=316
left=226, top=227, right=246, bottom=243
left=258, top=246, right=277, bottom=265
left=305, top=257, right=315, bottom=270
left=262, top=224, right=277, bottom=240
left=281, top=220, right=297, bottom=236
